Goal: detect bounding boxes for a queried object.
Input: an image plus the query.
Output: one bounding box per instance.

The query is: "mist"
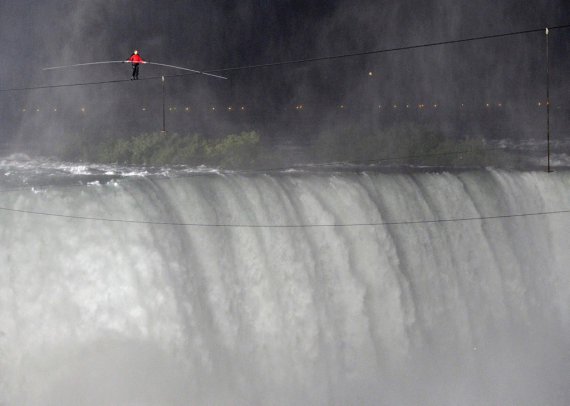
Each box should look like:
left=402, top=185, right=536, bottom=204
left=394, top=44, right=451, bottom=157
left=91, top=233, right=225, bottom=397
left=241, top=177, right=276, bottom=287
left=1, top=0, right=568, bottom=153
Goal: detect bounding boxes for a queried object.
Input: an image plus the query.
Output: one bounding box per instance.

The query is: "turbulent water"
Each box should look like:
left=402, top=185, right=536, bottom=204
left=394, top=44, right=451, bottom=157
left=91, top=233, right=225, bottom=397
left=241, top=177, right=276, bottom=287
left=1, top=157, right=569, bottom=405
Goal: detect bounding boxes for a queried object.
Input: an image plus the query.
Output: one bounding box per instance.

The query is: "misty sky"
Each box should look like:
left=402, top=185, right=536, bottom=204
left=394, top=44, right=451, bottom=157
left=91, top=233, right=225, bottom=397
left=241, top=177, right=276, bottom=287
left=0, top=0, right=568, bottom=141
left=1, top=0, right=567, bottom=75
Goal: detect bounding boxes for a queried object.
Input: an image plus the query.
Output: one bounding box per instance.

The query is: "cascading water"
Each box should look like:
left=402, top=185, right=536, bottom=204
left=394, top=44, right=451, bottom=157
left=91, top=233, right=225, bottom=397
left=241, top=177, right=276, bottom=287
left=0, top=161, right=569, bottom=405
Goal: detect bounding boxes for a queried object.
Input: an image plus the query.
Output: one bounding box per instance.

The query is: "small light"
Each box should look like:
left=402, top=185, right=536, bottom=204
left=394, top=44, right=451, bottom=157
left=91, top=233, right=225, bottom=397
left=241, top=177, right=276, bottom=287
left=433, top=104, right=438, bottom=108
left=211, top=107, right=216, bottom=111
left=378, top=105, right=382, bottom=109
left=22, top=108, right=26, bottom=112
left=485, top=103, right=490, bottom=107
left=241, top=106, right=245, bottom=111
left=53, top=108, right=57, bottom=112
left=185, top=107, right=190, bottom=112
left=537, top=102, right=542, bottom=107
left=142, top=107, right=146, bottom=111
left=340, top=105, right=345, bottom=109
left=406, top=104, right=410, bottom=108
left=81, top=107, right=85, bottom=113
left=368, top=71, right=373, bottom=76
left=36, top=108, right=40, bottom=112
left=497, top=103, right=502, bottom=107
left=393, top=104, right=397, bottom=108
left=228, top=106, right=233, bottom=111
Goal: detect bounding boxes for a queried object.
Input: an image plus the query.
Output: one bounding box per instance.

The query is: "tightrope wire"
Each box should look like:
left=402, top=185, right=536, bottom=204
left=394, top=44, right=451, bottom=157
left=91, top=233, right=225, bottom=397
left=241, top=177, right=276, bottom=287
left=1, top=24, right=569, bottom=93
left=0, top=205, right=568, bottom=228
left=205, top=24, right=570, bottom=74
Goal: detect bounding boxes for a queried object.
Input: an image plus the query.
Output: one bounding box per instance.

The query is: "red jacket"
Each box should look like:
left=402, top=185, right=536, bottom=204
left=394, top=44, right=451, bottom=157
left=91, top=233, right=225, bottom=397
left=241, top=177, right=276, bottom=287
left=128, top=54, right=144, bottom=64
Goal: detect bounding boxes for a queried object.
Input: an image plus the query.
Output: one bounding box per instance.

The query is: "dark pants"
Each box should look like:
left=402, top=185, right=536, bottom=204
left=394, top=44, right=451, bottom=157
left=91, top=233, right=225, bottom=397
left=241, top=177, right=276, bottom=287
left=132, top=63, right=140, bottom=80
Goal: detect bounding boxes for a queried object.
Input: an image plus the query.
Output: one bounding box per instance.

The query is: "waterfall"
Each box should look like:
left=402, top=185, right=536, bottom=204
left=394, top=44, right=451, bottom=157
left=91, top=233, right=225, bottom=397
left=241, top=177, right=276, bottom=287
left=1, top=169, right=569, bottom=405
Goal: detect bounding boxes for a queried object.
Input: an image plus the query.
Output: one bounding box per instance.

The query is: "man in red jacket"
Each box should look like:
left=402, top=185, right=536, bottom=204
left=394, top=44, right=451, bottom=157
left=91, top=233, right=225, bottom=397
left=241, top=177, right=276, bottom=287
left=127, top=50, right=145, bottom=80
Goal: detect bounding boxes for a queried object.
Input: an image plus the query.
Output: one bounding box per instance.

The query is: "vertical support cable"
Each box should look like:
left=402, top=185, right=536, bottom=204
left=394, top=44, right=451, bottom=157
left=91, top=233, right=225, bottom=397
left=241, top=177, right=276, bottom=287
left=546, top=27, right=551, bottom=172
left=161, top=75, right=166, bottom=133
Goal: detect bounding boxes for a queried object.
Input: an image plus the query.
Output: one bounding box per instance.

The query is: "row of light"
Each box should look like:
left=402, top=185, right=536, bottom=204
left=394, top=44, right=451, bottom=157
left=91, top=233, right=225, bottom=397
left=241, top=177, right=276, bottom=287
left=21, top=107, right=87, bottom=112
left=166, top=106, right=248, bottom=112
left=19, top=102, right=559, bottom=113
left=320, top=103, right=557, bottom=110
left=19, top=106, right=249, bottom=113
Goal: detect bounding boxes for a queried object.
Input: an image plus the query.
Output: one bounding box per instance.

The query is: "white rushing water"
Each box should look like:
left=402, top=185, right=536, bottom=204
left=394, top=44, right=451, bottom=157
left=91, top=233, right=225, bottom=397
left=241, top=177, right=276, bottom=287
left=0, top=163, right=569, bottom=405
